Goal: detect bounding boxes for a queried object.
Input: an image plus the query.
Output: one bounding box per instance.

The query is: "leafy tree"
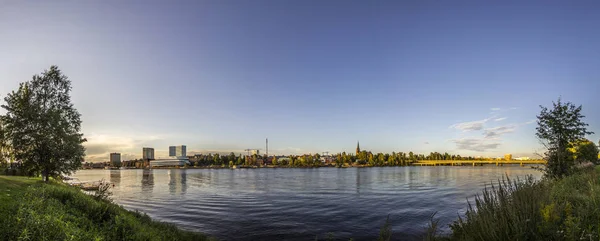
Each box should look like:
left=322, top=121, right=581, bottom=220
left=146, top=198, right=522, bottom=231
left=272, top=156, right=278, bottom=166
left=570, top=139, right=599, bottom=164
left=1, top=66, right=86, bottom=181
left=387, top=155, right=395, bottom=166
left=213, top=154, right=220, bottom=165
left=0, top=120, right=10, bottom=166
left=536, top=98, right=593, bottom=178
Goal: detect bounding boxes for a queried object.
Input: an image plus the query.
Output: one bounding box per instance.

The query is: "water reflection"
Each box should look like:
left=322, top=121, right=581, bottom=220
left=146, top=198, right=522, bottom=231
left=168, top=169, right=187, bottom=195
left=109, top=170, right=121, bottom=186
left=142, top=169, right=154, bottom=194
left=72, top=166, right=542, bottom=241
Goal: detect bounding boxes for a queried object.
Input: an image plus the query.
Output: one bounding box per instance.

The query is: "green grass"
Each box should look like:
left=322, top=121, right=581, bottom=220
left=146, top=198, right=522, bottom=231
left=428, top=165, right=600, bottom=241
left=0, top=175, right=211, bottom=241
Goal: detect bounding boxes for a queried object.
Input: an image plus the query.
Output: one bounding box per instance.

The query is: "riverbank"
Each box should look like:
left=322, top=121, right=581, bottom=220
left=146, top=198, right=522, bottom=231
left=0, top=175, right=211, bottom=241
left=87, top=162, right=543, bottom=170
left=428, top=165, right=600, bottom=240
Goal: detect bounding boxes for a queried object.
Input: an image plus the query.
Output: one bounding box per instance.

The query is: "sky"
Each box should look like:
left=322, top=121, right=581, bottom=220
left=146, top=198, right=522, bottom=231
left=1, top=0, right=599, bottom=162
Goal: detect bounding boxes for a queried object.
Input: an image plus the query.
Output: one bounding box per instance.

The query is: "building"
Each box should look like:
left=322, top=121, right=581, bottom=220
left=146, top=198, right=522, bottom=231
left=356, top=141, right=360, bottom=155
left=504, top=154, right=513, bottom=161
left=143, top=147, right=155, bottom=160
left=110, top=153, right=121, bottom=166
left=515, top=157, right=530, bottom=161
left=251, top=149, right=260, bottom=156
left=149, top=157, right=191, bottom=168
left=169, top=145, right=187, bottom=157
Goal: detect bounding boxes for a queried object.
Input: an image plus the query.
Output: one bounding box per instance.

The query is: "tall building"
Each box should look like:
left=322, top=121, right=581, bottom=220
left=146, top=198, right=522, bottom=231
left=143, top=147, right=155, bottom=160
left=169, top=145, right=187, bottom=157
left=356, top=141, right=360, bottom=155
left=169, top=146, right=176, bottom=156
left=110, top=153, right=121, bottom=166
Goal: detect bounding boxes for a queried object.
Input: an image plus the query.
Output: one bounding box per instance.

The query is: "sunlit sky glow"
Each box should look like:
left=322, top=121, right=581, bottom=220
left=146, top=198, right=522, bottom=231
left=1, top=1, right=598, bottom=162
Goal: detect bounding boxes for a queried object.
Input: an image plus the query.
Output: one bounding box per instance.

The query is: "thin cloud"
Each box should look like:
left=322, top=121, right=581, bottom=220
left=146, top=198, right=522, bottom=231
left=452, top=137, right=501, bottom=152
left=483, top=125, right=516, bottom=138
left=83, top=133, right=166, bottom=162
left=424, top=142, right=430, bottom=145
left=490, top=108, right=501, bottom=111
left=450, top=118, right=489, bottom=131
left=494, top=117, right=507, bottom=122
left=525, top=119, right=536, bottom=124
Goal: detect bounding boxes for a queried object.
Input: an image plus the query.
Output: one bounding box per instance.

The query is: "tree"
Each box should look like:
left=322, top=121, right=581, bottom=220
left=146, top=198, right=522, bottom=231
left=0, top=120, right=9, bottom=166
left=1, top=66, right=86, bottom=181
left=536, top=98, right=593, bottom=178
left=272, top=156, right=278, bottom=166
left=570, top=139, right=599, bottom=164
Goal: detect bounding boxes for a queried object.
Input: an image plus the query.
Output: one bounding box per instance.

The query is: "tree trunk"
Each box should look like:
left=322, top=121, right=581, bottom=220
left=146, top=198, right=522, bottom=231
left=42, top=168, right=48, bottom=182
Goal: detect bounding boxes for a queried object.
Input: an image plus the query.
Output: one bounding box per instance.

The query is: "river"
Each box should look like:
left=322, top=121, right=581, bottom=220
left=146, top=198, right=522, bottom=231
left=72, top=166, right=542, bottom=240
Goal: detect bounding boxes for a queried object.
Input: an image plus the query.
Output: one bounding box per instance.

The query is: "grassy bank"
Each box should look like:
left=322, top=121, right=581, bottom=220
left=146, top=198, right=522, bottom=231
left=428, top=165, right=600, bottom=241
left=0, top=176, right=210, bottom=241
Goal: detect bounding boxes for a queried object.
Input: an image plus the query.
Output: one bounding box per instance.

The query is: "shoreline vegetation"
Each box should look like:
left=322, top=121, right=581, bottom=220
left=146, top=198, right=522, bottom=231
left=0, top=175, right=211, bottom=241
left=105, top=151, right=543, bottom=170
left=80, top=163, right=543, bottom=171
left=426, top=165, right=600, bottom=241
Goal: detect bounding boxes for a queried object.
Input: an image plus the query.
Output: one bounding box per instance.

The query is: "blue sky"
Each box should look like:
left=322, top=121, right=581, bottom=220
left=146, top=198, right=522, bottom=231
left=1, top=0, right=598, bottom=162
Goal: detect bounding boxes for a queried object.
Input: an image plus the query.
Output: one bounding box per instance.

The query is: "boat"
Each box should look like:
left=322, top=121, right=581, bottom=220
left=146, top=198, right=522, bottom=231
left=63, top=177, right=82, bottom=186
left=63, top=178, right=111, bottom=191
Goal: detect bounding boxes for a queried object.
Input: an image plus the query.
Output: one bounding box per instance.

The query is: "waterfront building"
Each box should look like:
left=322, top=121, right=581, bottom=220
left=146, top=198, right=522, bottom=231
left=504, top=154, right=513, bottom=161
left=143, top=147, right=155, bottom=160
left=149, top=157, right=191, bottom=168
left=110, top=153, right=121, bottom=166
left=169, top=145, right=187, bottom=157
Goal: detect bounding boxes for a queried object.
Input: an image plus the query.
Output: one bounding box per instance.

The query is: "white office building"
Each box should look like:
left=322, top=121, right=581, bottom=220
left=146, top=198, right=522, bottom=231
left=149, top=157, right=191, bottom=168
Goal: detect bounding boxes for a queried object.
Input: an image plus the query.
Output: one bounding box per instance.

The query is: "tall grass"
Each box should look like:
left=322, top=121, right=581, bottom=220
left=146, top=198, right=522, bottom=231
left=429, top=166, right=600, bottom=241
left=0, top=178, right=210, bottom=241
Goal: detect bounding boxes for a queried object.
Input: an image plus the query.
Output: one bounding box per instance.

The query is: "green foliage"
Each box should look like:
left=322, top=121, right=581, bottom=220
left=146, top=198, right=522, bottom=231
left=570, top=139, right=599, bottom=164
left=0, top=176, right=210, bottom=241
left=428, top=167, right=600, bottom=241
left=448, top=175, right=548, bottom=240
left=1, top=66, right=86, bottom=181
left=536, top=98, right=593, bottom=178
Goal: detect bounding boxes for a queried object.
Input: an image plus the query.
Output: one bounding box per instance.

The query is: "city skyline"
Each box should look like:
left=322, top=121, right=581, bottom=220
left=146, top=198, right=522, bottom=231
left=1, top=1, right=599, bottom=162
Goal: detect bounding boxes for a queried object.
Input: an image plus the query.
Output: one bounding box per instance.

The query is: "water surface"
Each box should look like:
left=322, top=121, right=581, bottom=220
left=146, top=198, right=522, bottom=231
left=73, top=166, right=541, bottom=240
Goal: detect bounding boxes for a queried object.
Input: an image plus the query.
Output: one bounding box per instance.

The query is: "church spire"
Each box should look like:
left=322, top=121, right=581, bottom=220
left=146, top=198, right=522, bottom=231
left=356, top=141, right=360, bottom=155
